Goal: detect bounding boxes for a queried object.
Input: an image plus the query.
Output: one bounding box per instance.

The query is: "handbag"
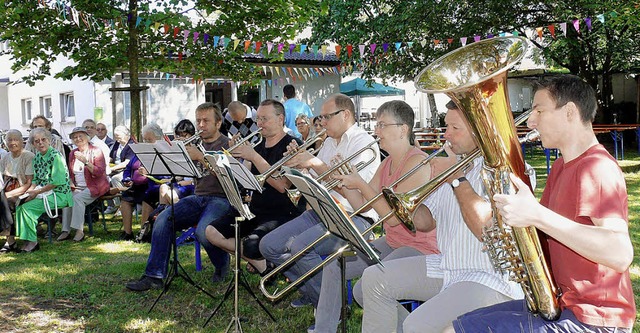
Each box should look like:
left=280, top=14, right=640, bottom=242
left=34, top=185, right=58, bottom=219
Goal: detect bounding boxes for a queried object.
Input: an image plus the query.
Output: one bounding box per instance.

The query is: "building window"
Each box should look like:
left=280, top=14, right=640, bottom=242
left=60, top=92, right=75, bottom=122
left=40, top=96, right=52, bottom=118
left=21, top=98, right=33, bottom=124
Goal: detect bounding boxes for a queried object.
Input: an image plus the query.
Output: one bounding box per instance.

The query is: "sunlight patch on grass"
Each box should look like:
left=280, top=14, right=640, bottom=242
left=125, top=317, right=178, bottom=332
left=92, top=242, right=148, bottom=254
left=21, top=310, right=85, bottom=332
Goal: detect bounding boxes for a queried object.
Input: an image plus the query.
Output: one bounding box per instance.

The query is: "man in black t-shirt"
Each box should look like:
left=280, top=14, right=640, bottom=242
left=126, top=103, right=234, bottom=291
left=205, top=99, right=304, bottom=276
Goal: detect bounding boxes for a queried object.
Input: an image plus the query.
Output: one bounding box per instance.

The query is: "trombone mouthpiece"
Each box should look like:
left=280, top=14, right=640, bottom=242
left=520, top=129, right=540, bottom=143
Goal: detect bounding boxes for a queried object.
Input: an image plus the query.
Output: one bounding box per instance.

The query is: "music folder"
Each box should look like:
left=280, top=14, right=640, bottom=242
left=281, top=167, right=381, bottom=264
left=209, top=153, right=255, bottom=221
left=130, top=141, right=202, bottom=178
left=205, top=152, right=262, bottom=193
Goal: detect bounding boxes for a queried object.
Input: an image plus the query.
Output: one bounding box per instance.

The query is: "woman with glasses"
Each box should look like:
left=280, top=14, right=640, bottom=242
left=311, top=100, right=439, bottom=333
left=58, top=127, right=110, bottom=242
left=15, top=128, right=72, bottom=252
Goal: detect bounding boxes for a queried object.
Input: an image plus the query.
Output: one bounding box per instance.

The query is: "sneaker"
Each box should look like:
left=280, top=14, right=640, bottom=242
left=125, top=275, right=163, bottom=291
left=307, top=324, right=315, bottom=333
left=104, top=206, right=119, bottom=214
left=290, top=296, right=313, bottom=308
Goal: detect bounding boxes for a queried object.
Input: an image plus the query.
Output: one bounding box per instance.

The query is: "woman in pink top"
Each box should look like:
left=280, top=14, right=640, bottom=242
left=59, top=127, right=109, bottom=242
left=312, top=100, right=438, bottom=333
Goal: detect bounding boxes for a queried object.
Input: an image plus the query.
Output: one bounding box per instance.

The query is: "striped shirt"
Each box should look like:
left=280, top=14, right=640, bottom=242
left=422, top=156, right=523, bottom=299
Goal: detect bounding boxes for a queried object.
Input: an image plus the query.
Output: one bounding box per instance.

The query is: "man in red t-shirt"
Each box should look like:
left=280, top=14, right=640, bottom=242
left=448, top=75, right=636, bottom=332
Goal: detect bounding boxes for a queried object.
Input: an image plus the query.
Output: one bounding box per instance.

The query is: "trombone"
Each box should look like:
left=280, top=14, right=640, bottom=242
left=252, top=129, right=326, bottom=188
left=226, top=129, right=263, bottom=152
left=286, top=139, right=380, bottom=205
left=259, top=143, right=445, bottom=302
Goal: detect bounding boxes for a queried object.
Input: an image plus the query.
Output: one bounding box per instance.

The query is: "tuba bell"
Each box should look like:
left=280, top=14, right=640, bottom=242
left=413, top=36, right=561, bottom=320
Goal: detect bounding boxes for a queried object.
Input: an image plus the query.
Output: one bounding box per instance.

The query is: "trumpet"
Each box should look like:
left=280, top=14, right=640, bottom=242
left=286, top=139, right=380, bottom=205
left=226, top=129, right=263, bottom=152
left=259, top=142, right=443, bottom=302
left=253, top=129, right=326, bottom=188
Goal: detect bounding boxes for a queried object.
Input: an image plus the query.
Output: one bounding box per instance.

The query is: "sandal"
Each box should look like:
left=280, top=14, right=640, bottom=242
left=246, top=261, right=276, bottom=277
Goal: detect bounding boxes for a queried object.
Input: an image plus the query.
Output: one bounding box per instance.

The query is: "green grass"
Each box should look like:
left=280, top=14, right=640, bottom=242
left=0, top=145, right=639, bottom=332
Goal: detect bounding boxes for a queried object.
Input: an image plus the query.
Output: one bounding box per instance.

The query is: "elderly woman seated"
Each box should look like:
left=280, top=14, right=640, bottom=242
left=118, top=123, right=165, bottom=240
left=0, top=130, right=35, bottom=253
left=58, top=127, right=110, bottom=242
left=15, top=128, right=72, bottom=252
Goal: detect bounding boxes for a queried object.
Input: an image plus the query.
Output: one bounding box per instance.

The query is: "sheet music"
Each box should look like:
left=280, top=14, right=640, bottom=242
left=282, top=167, right=381, bottom=264
left=205, top=152, right=262, bottom=193
left=130, top=141, right=202, bottom=178
left=211, top=154, right=255, bottom=220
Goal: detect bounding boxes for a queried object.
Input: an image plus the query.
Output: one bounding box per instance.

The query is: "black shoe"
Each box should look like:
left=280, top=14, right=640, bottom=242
left=119, top=232, right=135, bottom=241
left=211, top=265, right=229, bottom=283
left=0, top=242, right=16, bottom=253
left=125, top=275, right=163, bottom=291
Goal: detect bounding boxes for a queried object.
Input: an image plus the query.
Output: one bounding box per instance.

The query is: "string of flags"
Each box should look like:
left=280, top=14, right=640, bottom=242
left=35, top=0, right=622, bottom=81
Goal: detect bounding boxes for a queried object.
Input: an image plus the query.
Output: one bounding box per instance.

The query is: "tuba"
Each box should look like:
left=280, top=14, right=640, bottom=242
left=413, top=36, right=561, bottom=320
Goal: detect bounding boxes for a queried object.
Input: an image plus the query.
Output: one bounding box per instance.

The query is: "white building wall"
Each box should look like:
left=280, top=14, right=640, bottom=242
left=266, top=71, right=341, bottom=116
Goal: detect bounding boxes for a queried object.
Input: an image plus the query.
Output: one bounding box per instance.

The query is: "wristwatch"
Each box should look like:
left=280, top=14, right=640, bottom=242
left=451, top=176, right=468, bottom=189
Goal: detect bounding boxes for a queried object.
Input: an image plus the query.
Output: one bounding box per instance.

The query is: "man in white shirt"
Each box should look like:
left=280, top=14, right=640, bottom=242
left=356, top=101, right=523, bottom=333
left=259, top=93, right=380, bottom=311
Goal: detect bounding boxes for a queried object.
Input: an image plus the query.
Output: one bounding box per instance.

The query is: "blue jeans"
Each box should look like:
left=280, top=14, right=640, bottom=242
left=453, top=299, right=631, bottom=333
left=259, top=210, right=370, bottom=307
left=144, top=195, right=233, bottom=279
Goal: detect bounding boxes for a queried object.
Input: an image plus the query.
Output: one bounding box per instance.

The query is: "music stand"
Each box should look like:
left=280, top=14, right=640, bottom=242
left=281, top=167, right=382, bottom=333
left=129, top=142, right=216, bottom=312
left=203, top=153, right=275, bottom=331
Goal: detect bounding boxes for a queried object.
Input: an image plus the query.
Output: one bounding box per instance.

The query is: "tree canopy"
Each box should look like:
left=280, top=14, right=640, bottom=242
left=0, top=0, right=322, bottom=137
left=309, top=0, right=640, bottom=119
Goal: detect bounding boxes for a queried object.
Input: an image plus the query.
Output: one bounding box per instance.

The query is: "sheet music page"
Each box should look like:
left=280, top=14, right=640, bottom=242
left=211, top=154, right=255, bottom=220
left=283, top=167, right=381, bottom=264
left=204, top=152, right=262, bottom=193
left=130, top=141, right=202, bottom=178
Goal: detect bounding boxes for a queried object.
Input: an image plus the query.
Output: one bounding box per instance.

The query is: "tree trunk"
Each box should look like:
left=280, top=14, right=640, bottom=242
left=128, top=0, right=141, bottom=141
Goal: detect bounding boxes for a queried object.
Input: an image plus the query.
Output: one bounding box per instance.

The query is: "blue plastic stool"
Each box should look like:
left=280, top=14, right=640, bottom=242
left=175, top=226, right=202, bottom=271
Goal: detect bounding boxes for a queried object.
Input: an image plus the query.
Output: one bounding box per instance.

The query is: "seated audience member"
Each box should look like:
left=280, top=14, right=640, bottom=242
left=357, top=101, right=524, bottom=333
left=311, top=116, right=326, bottom=151
left=82, top=119, right=111, bottom=174
left=221, top=101, right=259, bottom=140
left=295, top=114, right=312, bottom=141
left=309, top=100, right=439, bottom=333
left=446, top=75, right=635, bottom=333
left=259, top=94, right=379, bottom=311
left=126, top=103, right=233, bottom=291
left=0, top=130, right=35, bottom=253
left=59, top=127, right=109, bottom=242
left=96, top=122, right=115, bottom=148
left=137, top=119, right=197, bottom=239
left=24, top=115, right=68, bottom=161
left=206, top=99, right=304, bottom=277
left=15, top=128, right=72, bottom=252
left=105, top=125, right=135, bottom=214
left=118, top=123, right=164, bottom=240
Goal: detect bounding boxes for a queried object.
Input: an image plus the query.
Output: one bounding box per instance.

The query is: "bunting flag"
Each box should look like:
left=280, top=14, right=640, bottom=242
left=335, top=45, right=341, bottom=58
left=358, top=44, right=365, bottom=58
left=394, top=42, right=401, bottom=51
left=277, top=43, right=284, bottom=53
left=312, top=45, right=319, bottom=56
left=536, top=27, right=543, bottom=40
left=289, top=43, right=296, bottom=54
left=347, top=45, right=353, bottom=58
left=560, top=22, right=568, bottom=36
left=548, top=24, right=556, bottom=38
left=244, top=40, right=251, bottom=52
left=370, top=43, right=376, bottom=54
left=300, top=44, right=306, bottom=54
left=597, top=14, right=605, bottom=23
left=223, top=37, right=230, bottom=48
left=233, top=39, right=240, bottom=50
left=473, top=35, right=481, bottom=42
left=460, top=37, right=467, bottom=46
left=255, top=41, right=262, bottom=53
left=203, top=33, right=209, bottom=44
left=321, top=45, right=328, bottom=57
left=267, top=41, right=273, bottom=54
left=447, top=38, right=453, bottom=44
left=382, top=43, right=389, bottom=52
left=193, top=31, right=199, bottom=43
left=585, top=17, right=592, bottom=31
left=434, top=39, right=440, bottom=45
left=572, top=19, right=580, bottom=33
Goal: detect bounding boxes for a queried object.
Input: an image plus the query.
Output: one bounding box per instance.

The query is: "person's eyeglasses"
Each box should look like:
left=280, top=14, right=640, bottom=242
left=317, top=109, right=345, bottom=121
left=97, top=128, right=106, bottom=131
left=296, top=122, right=308, bottom=126
left=256, top=116, right=272, bottom=122
left=374, top=122, right=403, bottom=130
left=33, top=138, right=49, bottom=144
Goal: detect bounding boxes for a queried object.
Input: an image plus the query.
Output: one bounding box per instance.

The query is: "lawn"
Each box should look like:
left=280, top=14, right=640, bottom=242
left=0, top=144, right=638, bottom=333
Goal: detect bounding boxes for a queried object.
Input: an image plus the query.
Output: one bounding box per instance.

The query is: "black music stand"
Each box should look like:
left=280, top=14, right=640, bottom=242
left=281, top=167, right=382, bottom=333
left=129, top=142, right=216, bottom=313
left=203, top=153, right=275, bottom=331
